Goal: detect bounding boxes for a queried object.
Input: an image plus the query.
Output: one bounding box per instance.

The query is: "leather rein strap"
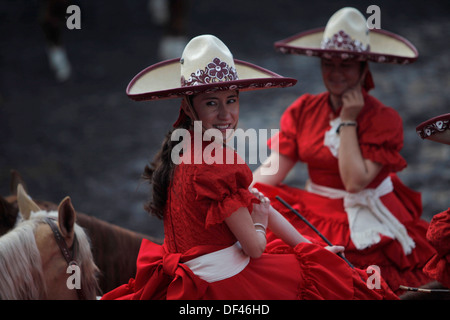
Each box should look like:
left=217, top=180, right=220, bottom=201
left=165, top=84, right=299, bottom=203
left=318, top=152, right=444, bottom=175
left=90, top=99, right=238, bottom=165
left=44, top=217, right=86, bottom=300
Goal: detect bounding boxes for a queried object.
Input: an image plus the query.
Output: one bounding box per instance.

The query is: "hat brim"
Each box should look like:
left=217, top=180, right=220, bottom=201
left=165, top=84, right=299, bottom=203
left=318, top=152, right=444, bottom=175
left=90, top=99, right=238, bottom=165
left=416, top=113, right=450, bottom=145
left=126, top=58, right=297, bottom=101
left=275, top=27, right=418, bottom=64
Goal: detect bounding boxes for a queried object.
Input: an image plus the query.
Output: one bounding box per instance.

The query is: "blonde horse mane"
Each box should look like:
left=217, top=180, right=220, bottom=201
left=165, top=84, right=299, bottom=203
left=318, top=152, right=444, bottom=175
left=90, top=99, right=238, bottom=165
left=0, top=219, right=46, bottom=299
left=0, top=193, right=99, bottom=299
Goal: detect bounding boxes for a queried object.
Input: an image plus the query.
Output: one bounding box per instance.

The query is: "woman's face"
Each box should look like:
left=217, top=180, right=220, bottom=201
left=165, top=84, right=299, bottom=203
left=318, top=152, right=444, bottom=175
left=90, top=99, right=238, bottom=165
left=321, top=58, right=362, bottom=96
left=191, top=90, right=239, bottom=139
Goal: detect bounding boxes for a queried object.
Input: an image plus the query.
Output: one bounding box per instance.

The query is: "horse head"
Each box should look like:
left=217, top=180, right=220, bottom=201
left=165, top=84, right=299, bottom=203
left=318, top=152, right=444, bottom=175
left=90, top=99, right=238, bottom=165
left=0, top=184, right=99, bottom=299
left=2, top=170, right=162, bottom=294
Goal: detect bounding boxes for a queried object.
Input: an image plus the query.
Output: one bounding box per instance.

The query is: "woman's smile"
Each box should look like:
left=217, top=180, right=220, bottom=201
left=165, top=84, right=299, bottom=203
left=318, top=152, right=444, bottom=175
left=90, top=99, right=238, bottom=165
left=213, top=123, right=233, bottom=132
left=191, top=90, right=240, bottom=138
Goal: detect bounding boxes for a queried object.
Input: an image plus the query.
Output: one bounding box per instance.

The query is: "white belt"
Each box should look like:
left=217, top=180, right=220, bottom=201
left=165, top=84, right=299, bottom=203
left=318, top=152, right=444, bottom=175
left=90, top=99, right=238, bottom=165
left=306, top=176, right=415, bottom=254
left=184, top=242, right=250, bottom=283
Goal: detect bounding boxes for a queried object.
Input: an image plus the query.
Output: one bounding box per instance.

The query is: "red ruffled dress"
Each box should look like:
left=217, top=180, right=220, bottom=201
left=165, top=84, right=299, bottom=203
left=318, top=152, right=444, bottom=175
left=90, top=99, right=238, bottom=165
left=254, top=91, right=436, bottom=295
left=102, top=135, right=396, bottom=300
left=423, top=208, right=450, bottom=288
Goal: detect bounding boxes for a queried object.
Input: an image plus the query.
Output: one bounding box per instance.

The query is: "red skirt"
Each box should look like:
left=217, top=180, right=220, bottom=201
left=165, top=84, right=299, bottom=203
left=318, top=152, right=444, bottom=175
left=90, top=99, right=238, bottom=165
left=101, top=239, right=397, bottom=300
left=254, top=175, right=436, bottom=295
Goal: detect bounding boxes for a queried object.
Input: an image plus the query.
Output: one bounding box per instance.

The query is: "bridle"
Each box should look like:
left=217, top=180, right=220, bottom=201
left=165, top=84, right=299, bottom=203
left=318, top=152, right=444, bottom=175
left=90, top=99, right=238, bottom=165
left=44, top=217, right=86, bottom=300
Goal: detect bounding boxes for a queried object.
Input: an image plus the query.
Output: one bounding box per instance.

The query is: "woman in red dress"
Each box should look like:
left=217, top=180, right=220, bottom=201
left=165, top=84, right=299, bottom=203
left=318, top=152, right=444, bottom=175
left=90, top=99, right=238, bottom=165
left=252, top=8, right=436, bottom=295
left=417, top=114, right=450, bottom=289
left=101, top=34, right=396, bottom=300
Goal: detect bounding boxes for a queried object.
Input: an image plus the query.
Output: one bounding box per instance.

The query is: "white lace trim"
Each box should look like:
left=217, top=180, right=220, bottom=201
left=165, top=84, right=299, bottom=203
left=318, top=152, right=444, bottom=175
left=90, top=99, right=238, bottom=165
left=323, top=117, right=342, bottom=157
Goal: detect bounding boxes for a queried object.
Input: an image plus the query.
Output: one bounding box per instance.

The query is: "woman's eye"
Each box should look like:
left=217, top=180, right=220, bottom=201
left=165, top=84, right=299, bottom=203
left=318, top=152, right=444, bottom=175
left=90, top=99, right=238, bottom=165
left=206, top=101, right=217, bottom=107
left=227, top=98, right=236, bottom=104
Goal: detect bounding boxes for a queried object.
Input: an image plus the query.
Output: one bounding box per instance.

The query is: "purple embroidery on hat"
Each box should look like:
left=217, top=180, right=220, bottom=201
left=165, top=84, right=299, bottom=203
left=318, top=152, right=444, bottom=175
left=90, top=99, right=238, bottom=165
left=417, top=119, right=450, bottom=139
left=181, top=57, right=238, bottom=87
left=321, top=30, right=370, bottom=52
left=207, top=58, right=229, bottom=80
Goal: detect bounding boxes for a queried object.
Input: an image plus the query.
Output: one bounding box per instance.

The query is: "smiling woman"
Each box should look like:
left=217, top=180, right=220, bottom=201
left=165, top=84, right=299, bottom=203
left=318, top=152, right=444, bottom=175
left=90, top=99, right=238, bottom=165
left=188, top=90, right=240, bottom=139
left=320, top=58, right=368, bottom=108
left=252, top=7, right=436, bottom=295
left=100, top=34, right=398, bottom=300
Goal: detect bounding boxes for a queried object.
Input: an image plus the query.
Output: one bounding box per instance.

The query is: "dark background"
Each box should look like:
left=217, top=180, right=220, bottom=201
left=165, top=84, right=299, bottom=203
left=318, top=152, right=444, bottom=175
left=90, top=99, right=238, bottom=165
left=1, top=0, right=449, bottom=239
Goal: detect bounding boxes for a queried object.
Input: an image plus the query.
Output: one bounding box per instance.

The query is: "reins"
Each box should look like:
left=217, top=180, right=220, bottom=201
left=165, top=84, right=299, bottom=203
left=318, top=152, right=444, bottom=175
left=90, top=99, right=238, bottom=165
left=275, top=196, right=371, bottom=284
left=44, top=216, right=86, bottom=300
left=399, top=285, right=450, bottom=294
left=275, top=196, right=356, bottom=269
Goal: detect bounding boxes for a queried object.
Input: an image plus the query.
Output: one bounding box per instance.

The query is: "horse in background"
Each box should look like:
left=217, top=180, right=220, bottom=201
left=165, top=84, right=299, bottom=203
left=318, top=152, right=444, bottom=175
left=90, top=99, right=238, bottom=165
left=1, top=170, right=163, bottom=293
left=0, top=184, right=99, bottom=299
left=76, top=211, right=161, bottom=293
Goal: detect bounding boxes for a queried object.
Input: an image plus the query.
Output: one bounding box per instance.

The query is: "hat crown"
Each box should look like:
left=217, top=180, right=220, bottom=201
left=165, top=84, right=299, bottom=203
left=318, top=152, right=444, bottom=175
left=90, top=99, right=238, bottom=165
left=180, top=35, right=238, bottom=87
left=321, top=7, right=370, bottom=52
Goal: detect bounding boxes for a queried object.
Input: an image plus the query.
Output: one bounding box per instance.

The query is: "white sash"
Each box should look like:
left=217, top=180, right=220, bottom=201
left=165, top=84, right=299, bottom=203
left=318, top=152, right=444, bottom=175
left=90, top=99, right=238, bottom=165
left=184, top=242, right=249, bottom=283
left=306, top=176, right=415, bottom=254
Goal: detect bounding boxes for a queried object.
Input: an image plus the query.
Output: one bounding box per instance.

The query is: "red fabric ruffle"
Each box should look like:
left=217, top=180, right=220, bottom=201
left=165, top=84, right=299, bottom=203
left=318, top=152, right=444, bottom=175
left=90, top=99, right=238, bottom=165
left=164, top=144, right=259, bottom=254
left=204, top=187, right=258, bottom=228
left=423, top=209, right=450, bottom=288
left=360, top=143, right=407, bottom=172
left=254, top=181, right=435, bottom=295
left=102, top=240, right=398, bottom=300
left=190, top=153, right=259, bottom=228
left=101, top=240, right=209, bottom=300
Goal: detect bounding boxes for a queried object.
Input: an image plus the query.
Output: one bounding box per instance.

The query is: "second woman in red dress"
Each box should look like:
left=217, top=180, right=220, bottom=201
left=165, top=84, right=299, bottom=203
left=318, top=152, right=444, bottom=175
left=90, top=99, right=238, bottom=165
left=252, top=7, right=436, bottom=295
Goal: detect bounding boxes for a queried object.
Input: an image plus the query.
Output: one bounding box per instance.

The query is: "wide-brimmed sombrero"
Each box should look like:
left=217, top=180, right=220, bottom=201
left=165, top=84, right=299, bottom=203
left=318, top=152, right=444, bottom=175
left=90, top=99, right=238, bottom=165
left=416, top=113, right=450, bottom=145
left=274, top=7, right=418, bottom=64
left=126, top=34, right=297, bottom=101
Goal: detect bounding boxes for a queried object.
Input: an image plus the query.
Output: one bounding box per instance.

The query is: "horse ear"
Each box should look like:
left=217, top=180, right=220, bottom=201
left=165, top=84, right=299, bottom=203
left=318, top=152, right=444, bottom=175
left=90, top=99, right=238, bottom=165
left=17, top=184, right=40, bottom=220
left=10, top=170, right=26, bottom=196
left=58, top=197, right=76, bottom=237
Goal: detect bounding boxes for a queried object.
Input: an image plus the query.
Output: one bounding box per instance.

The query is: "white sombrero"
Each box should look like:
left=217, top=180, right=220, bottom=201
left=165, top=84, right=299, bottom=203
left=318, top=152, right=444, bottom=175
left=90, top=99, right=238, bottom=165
left=127, top=34, right=297, bottom=101
left=275, top=7, right=418, bottom=64
left=416, top=113, right=450, bottom=145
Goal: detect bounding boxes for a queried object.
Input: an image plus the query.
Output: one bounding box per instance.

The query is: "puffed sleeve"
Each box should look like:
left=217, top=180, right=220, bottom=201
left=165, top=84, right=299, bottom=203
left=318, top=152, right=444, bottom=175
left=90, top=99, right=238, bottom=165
left=427, top=208, right=450, bottom=255
left=423, top=208, right=450, bottom=288
left=268, top=95, right=306, bottom=162
left=358, top=102, right=407, bottom=172
left=192, top=150, right=259, bottom=228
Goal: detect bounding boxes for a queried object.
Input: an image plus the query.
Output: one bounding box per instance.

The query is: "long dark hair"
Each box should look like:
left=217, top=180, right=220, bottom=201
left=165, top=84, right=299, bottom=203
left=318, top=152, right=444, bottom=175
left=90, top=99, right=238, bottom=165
left=142, top=90, right=238, bottom=219
left=142, top=105, right=193, bottom=219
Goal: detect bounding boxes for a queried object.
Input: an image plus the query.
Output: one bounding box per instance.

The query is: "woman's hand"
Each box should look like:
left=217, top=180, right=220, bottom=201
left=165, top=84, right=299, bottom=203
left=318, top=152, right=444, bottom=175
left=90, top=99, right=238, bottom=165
left=324, top=245, right=345, bottom=255
left=337, top=80, right=383, bottom=193
left=249, top=188, right=270, bottom=228
left=340, top=83, right=364, bottom=121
